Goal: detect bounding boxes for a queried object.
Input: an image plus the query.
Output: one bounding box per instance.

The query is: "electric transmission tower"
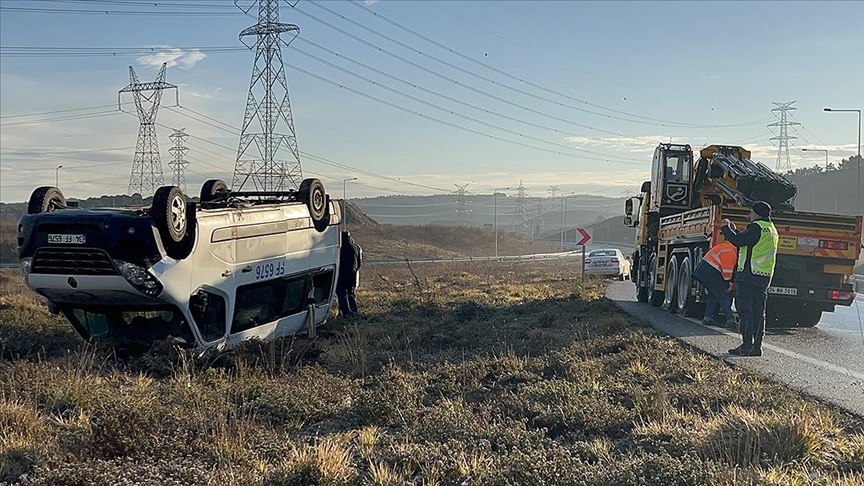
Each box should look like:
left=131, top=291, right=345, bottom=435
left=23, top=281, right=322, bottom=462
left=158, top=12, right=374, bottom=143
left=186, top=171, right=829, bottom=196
left=535, top=198, right=545, bottom=234
left=119, top=62, right=177, bottom=196
left=548, top=185, right=560, bottom=198
left=768, top=101, right=801, bottom=173
left=511, top=180, right=530, bottom=234
left=168, top=129, right=190, bottom=192
left=454, top=183, right=471, bottom=226
left=232, top=0, right=303, bottom=192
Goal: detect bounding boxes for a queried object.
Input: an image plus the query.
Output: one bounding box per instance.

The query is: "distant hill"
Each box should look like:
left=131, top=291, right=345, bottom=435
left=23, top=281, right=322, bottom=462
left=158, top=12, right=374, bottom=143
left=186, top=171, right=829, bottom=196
left=351, top=194, right=626, bottom=235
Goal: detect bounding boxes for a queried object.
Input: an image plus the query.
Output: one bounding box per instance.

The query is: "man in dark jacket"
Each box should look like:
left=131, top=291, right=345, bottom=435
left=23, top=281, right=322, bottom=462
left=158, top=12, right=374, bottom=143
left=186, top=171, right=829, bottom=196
left=721, top=201, right=779, bottom=357
left=336, top=231, right=361, bottom=317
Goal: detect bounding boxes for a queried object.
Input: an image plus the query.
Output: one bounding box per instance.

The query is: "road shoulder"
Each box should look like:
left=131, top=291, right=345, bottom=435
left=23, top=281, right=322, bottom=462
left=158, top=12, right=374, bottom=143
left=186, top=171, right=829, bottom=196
left=607, top=282, right=864, bottom=417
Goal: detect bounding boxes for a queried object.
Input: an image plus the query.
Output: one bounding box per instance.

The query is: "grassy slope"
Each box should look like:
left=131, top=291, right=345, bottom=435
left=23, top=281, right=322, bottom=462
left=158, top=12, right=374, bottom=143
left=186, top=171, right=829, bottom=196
left=1, top=261, right=863, bottom=485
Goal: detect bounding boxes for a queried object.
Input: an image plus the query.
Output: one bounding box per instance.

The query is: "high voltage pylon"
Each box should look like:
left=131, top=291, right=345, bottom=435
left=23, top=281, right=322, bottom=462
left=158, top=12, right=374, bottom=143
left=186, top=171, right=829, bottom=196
left=453, top=183, right=471, bottom=226
left=232, top=0, right=303, bottom=192
left=768, top=101, right=801, bottom=173
left=168, top=129, right=190, bottom=193
left=119, top=62, right=177, bottom=196
left=511, top=180, right=530, bottom=234
left=535, top=198, right=545, bottom=234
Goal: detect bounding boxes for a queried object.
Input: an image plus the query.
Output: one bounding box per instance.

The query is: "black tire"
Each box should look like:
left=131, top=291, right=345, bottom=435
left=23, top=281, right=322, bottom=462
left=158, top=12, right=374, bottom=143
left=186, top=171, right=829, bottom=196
left=200, top=179, right=229, bottom=203
left=634, top=255, right=649, bottom=302
left=299, top=178, right=328, bottom=231
left=648, top=254, right=664, bottom=307
left=27, top=186, right=66, bottom=214
left=152, top=186, right=188, bottom=244
left=677, top=255, right=701, bottom=317
left=664, top=256, right=679, bottom=313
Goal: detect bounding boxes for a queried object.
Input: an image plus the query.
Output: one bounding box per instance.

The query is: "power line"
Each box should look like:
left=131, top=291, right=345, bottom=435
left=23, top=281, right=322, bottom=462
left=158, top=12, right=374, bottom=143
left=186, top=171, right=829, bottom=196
left=313, top=0, right=771, bottom=129
left=283, top=60, right=642, bottom=166
left=285, top=42, right=639, bottom=162
left=291, top=38, right=642, bottom=148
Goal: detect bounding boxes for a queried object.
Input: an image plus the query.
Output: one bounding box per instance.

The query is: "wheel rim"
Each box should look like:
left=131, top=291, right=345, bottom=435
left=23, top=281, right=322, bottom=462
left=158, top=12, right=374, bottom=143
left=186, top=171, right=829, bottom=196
left=313, top=187, right=325, bottom=213
left=677, top=258, right=691, bottom=311
left=170, top=195, right=186, bottom=233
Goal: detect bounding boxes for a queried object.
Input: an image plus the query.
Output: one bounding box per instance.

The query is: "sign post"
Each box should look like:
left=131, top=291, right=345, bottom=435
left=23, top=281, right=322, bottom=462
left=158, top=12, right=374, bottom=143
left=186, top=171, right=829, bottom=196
left=576, top=227, right=592, bottom=280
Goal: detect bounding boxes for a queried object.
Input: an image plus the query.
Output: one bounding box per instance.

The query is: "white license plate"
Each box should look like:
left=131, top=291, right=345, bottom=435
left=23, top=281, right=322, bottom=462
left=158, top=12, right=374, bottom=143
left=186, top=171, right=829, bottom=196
left=768, top=286, right=797, bottom=296
left=48, top=234, right=86, bottom=245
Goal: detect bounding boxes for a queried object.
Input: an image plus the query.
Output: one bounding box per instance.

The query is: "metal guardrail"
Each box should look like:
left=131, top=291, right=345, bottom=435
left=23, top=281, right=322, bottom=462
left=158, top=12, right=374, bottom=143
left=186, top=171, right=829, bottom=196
left=366, top=252, right=583, bottom=265
left=0, top=252, right=583, bottom=271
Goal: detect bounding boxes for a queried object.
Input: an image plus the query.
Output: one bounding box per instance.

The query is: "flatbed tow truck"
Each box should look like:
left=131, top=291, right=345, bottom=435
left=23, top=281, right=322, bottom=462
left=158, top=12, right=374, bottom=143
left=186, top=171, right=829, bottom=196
left=624, top=144, right=862, bottom=327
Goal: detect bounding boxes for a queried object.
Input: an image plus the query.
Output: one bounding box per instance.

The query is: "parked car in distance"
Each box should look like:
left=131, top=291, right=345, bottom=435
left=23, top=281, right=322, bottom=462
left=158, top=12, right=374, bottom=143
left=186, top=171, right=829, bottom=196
left=584, top=248, right=631, bottom=281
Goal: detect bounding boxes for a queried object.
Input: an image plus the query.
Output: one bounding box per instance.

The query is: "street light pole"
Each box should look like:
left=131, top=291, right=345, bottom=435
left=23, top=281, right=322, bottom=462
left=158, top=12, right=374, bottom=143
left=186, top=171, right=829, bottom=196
left=824, top=107, right=862, bottom=217
left=55, top=165, right=62, bottom=188
left=342, top=177, right=358, bottom=229
left=560, top=192, right=575, bottom=251
left=493, top=187, right=510, bottom=257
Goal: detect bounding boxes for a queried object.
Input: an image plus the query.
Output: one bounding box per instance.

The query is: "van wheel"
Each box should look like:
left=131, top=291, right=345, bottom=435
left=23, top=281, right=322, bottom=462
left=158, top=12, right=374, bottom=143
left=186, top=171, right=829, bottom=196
left=152, top=186, right=188, bottom=245
left=299, top=178, right=328, bottom=230
left=28, top=186, right=66, bottom=214
left=200, top=179, right=229, bottom=203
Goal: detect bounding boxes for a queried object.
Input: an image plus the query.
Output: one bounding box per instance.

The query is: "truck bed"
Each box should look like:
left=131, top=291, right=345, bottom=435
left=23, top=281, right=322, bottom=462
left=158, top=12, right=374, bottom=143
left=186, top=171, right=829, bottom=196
left=659, top=205, right=862, bottom=263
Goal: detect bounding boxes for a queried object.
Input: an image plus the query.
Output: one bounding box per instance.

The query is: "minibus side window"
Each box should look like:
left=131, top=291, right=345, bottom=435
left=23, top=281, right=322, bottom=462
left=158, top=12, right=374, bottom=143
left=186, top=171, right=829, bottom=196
left=281, top=276, right=308, bottom=316
left=232, top=275, right=310, bottom=334
left=232, top=281, right=278, bottom=334
left=311, top=270, right=334, bottom=304
left=190, top=290, right=227, bottom=342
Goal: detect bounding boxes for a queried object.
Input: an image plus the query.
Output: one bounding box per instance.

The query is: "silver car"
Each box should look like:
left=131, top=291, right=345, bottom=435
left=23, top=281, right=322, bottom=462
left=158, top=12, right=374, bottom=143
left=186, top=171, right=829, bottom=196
left=584, top=249, right=631, bottom=281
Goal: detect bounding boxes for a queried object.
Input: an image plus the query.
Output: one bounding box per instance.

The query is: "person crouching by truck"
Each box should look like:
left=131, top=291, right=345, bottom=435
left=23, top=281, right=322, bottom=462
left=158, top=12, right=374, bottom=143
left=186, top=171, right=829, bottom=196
left=336, top=231, right=362, bottom=317
left=693, top=241, right=737, bottom=328
left=721, top=201, right=779, bottom=357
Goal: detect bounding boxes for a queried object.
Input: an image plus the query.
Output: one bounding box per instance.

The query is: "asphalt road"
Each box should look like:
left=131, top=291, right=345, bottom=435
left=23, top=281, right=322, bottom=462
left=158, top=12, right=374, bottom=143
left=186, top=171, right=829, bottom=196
left=608, top=281, right=864, bottom=417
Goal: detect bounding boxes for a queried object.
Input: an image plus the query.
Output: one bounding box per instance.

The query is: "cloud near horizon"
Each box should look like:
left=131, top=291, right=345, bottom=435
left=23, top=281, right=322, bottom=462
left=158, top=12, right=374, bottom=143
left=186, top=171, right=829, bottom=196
left=137, top=48, right=207, bottom=70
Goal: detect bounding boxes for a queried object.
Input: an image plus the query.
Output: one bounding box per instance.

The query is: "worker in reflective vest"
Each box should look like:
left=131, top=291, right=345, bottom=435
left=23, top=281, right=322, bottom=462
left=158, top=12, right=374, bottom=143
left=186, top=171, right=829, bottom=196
left=693, top=241, right=737, bottom=328
left=721, top=201, right=779, bottom=357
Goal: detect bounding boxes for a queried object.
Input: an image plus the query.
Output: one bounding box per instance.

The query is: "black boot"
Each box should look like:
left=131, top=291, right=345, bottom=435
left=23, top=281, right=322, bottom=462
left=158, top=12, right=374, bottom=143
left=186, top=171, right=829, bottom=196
left=728, top=340, right=753, bottom=356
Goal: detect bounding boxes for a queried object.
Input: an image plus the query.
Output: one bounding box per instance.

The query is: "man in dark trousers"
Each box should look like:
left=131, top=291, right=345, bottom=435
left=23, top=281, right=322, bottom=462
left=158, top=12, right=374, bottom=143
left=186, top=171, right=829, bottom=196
left=721, top=201, right=779, bottom=356
left=693, top=240, right=737, bottom=328
left=336, top=230, right=362, bottom=317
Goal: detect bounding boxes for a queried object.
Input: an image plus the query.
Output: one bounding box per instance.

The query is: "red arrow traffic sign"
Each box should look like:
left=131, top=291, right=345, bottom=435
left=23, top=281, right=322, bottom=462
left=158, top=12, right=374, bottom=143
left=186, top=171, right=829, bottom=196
left=575, top=227, right=592, bottom=246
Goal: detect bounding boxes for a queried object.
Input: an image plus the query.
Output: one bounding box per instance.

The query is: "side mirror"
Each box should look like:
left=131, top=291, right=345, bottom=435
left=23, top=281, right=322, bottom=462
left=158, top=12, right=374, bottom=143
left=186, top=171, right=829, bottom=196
left=640, top=181, right=651, bottom=193
left=623, top=215, right=633, bottom=227
left=624, top=199, right=634, bottom=216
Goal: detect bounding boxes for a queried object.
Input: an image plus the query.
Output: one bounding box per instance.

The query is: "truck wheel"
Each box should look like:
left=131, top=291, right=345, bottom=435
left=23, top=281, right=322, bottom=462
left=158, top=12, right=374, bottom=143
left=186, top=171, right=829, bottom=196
left=663, top=256, right=679, bottom=313
left=299, top=178, right=329, bottom=231
left=27, top=186, right=66, bottom=214
left=634, top=255, right=649, bottom=302
left=677, top=256, right=702, bottom=317
left=200, top=179, right=229, bottom=203
left=648, top=254, right=664, bottom=306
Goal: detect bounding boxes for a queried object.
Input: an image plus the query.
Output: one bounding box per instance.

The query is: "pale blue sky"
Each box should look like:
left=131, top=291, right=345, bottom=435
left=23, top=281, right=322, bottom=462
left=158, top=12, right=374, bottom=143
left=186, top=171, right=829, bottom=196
left=1, top=0, right=862, bottom=202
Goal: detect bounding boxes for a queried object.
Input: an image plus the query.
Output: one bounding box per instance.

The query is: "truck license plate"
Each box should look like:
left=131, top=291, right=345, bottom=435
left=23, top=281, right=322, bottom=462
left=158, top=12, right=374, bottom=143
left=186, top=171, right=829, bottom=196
left=48, top=234, right=86, bottom=245
left=768, top=286, right=797, bottom=296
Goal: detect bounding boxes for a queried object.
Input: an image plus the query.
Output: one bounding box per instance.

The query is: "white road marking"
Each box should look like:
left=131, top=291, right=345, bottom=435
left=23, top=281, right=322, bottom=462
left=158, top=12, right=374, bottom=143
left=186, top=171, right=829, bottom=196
left=685, top=316, right=864, bottom=382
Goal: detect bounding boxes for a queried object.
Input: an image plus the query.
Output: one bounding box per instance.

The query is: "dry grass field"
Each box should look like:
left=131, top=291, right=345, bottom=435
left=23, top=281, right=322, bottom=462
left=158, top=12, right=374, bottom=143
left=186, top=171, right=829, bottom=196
left=1, top=261, right=863, bottom=485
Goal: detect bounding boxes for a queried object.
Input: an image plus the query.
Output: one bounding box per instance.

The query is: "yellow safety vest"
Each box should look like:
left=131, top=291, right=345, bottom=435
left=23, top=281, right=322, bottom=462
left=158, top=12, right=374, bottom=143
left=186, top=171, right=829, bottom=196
left=737, top=220, right=778, bottom=278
